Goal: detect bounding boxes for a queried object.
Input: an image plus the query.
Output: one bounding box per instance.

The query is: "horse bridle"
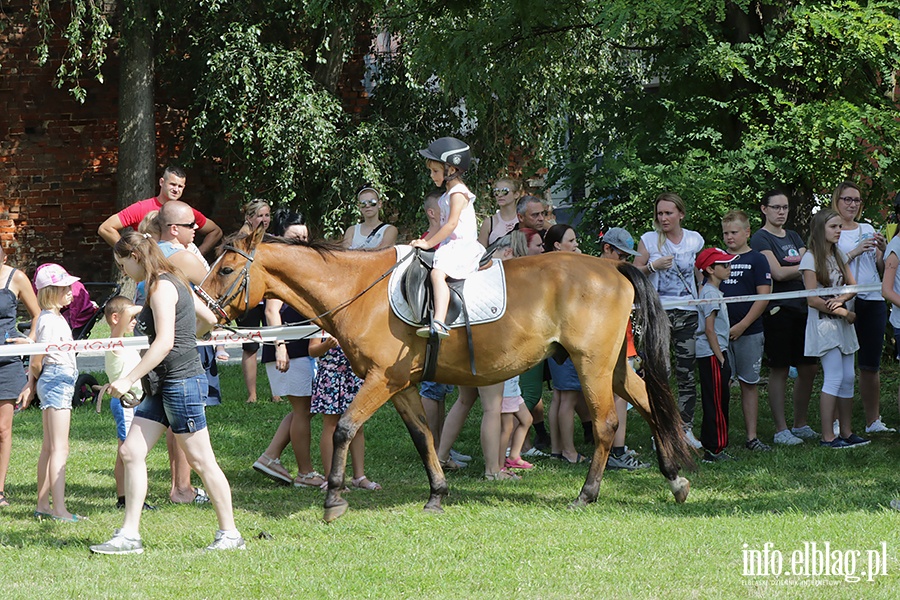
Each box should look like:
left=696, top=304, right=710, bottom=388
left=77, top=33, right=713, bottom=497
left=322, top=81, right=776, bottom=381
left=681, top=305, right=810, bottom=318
left=197, top=242, right=417, bottom=327
left=196, top=244, right=257, bottom=323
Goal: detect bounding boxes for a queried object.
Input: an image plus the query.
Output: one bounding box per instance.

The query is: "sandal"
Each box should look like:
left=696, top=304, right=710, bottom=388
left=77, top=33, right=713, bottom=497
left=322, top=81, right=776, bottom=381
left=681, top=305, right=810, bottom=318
left=504, top=457, right=534, bottom=470
left=192, top=487, right=210, bottom=504
left=294, top=471, right=326, bottom=488
left=484, top=469, right=521, bottom=481
left=252, top=454, right=293, bottom=485
left=560, top=453, right=589, bottom=465
left=0, top=490, right=9, bottom=508
left=350, top=476, right=382, bottom=491
left=439, top=458, right=465, bottom=471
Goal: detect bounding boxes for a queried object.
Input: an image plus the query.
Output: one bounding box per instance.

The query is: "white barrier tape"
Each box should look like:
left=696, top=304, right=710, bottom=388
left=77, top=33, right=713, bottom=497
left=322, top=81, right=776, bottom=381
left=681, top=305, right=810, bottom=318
left=0, top=325, right=322, bottom=358
left=659, top=283, right=881, bottom=310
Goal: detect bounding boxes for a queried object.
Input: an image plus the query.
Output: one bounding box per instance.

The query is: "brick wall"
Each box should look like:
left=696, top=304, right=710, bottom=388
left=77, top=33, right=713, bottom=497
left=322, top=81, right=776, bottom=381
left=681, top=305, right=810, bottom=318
left=0, top=1, right=234, bottom=283
left=1, top=3, right=372, bottom=284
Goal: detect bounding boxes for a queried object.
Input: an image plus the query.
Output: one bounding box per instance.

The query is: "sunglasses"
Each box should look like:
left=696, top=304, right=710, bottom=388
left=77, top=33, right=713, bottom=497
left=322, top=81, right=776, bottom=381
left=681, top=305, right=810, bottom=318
left=492, top=188, right=511, bottom=196
left=170, top=222, right=197, bottom=229
left=358, top=199, right=379, bottom=208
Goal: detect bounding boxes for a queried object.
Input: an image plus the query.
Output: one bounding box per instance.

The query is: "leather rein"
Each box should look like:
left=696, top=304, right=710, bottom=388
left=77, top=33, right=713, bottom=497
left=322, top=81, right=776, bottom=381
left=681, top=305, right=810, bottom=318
left=196, top=243, right=415, bottom=330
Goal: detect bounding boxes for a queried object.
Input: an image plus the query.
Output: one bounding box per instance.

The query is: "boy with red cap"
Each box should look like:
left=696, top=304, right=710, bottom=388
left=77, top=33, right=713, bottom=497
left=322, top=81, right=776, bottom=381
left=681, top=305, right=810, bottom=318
left=695, top=247, right=737, bottom=462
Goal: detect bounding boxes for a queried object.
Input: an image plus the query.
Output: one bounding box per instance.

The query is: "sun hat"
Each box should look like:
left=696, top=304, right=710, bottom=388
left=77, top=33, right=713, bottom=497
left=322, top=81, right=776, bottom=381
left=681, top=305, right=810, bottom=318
left=34, top=263, right=80, bottom=290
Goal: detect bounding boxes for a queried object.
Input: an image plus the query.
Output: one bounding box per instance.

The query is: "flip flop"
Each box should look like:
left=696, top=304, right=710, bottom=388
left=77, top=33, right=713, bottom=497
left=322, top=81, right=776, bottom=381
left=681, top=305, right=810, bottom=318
left=51, top=513, right=87, bottom=523
left=0, top=490, right=9, bottom=507
left=560, top=453, right=589, bottom=464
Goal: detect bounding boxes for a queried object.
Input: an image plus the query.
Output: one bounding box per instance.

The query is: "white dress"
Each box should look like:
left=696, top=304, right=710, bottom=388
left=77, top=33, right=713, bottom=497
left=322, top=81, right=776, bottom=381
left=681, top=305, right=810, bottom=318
left=433, top=183, right=486, bottom=279
left=798, top=251, right=859, bottom=357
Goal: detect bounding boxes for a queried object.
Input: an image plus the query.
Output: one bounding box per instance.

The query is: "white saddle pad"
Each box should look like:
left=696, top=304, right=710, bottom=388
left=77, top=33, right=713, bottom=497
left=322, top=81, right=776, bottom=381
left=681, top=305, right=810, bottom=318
left=388, top=246, right=507, bottom=328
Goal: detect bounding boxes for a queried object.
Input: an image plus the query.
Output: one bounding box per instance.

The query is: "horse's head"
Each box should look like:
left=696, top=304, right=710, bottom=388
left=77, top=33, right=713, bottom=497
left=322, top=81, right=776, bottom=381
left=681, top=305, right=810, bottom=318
left=197, top=225, right=268, bottom=323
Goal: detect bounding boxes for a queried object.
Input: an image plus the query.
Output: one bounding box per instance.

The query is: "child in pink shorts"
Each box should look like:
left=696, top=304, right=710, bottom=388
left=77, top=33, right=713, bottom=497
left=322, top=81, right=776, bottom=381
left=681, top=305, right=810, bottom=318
left=501, top=376, right=534, bottom=470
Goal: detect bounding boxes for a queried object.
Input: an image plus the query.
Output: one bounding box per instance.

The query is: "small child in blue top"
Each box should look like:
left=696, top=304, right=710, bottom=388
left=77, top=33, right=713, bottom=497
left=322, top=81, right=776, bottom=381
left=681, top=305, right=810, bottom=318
left=694, top=247, right=737, bottom=463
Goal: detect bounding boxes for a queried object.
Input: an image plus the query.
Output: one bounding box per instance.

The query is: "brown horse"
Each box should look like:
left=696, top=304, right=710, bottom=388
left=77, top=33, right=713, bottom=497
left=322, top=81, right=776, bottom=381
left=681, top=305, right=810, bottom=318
left=200, top=227, right=694, bottom=521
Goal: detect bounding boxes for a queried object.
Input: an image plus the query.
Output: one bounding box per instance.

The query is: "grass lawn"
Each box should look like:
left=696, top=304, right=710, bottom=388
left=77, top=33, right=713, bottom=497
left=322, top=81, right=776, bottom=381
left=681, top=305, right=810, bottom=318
left=3, top=358, right=900, bottom=599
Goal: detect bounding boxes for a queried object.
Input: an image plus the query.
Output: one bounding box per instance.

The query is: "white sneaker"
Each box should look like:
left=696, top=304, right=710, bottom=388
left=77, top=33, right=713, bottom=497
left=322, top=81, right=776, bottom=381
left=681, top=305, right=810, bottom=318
left=865, top=417, right=896, bottom=433
left=90, top=529, right=144, bottom=555
left=522, top=447, right=549, bottom=458
left=205, top=530, right=246, bottom=551
left=773, top=429, right=803, bottom=446
left=790, top=425, right=820, bottom=440
left=684, top=429, right=703, bottom=449
left=449, top=449, right=472, bottom=463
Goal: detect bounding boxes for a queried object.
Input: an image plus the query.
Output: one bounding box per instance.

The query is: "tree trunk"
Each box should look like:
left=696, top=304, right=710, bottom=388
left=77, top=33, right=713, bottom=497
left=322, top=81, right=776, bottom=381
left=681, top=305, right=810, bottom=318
left=116, top=0, right=156, bottom=209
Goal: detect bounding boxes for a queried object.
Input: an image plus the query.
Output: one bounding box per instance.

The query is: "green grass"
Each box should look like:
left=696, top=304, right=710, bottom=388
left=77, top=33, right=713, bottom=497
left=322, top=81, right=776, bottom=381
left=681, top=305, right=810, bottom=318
left=3, top=360, right=900, bottom=599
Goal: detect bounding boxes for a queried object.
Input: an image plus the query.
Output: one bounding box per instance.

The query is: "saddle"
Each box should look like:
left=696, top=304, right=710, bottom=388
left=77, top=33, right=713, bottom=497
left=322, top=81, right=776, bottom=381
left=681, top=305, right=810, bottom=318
left=389, top=246, right=507, bottom=379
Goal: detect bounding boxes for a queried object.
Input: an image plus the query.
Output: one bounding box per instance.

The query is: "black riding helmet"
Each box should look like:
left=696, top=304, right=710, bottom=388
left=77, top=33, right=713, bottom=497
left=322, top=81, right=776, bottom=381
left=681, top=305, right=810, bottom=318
left=418, top=137, right=471, bottom=172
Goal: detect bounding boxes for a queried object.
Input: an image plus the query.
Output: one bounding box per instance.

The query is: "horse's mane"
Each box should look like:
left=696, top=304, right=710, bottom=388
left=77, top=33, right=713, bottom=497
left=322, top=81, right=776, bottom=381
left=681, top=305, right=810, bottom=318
left=218, top=231, right=343, bottom=257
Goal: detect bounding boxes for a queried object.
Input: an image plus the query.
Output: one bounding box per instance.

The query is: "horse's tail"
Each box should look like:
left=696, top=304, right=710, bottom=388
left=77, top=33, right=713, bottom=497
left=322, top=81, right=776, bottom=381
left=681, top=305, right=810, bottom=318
left=616, top=263, right=695, bottom=472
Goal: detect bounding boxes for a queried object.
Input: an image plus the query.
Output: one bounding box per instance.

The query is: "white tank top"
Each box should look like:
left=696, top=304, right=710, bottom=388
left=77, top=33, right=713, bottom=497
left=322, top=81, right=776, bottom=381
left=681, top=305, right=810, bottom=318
left=350, top=223, right=388, bottom=250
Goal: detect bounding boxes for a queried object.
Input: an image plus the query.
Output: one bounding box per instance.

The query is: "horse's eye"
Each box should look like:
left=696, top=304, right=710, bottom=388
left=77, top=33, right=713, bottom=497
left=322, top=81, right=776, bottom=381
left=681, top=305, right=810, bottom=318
left=220, top=267, right=234, bottom=276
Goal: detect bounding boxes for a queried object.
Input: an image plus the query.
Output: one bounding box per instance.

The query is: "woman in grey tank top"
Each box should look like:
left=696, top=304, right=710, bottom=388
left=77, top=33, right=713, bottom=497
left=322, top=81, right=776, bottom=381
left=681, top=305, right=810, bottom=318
left=91, top=231, right=245, bottom=555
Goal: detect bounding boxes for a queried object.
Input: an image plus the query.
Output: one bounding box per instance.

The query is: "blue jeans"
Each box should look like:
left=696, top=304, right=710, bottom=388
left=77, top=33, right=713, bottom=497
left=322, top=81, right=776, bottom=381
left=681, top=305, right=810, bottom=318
left=135, top=374, right=208, bottom=434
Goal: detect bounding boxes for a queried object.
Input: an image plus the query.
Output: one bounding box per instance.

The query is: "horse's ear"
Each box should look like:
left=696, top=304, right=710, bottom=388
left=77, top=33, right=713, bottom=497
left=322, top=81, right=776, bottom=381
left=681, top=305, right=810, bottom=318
left=249, top=222, right=266, bottom=248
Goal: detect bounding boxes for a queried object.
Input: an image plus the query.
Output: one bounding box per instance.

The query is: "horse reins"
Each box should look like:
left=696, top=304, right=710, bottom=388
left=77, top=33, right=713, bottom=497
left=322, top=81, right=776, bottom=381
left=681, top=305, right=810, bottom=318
left=197, top=243, right=416, bottom=334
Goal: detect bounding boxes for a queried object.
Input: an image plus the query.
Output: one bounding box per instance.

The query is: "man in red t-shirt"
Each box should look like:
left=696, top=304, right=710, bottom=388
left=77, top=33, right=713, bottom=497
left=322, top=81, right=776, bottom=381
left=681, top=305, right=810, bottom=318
left=98, top=166, right=223, bottom=256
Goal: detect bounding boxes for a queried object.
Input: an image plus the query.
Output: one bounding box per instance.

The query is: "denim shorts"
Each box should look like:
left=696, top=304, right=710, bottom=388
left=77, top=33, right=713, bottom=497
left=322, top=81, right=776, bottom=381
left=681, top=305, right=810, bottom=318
left=135, top=374, right=208, bottom=434
left=548, top=357, right=582, bottom=391
left=729, top=332, right=764, bottom=384
left=110, top=397, right=135, bottom=442
left=420, top=381, right=454, bottom=401
left=37, top=363, right=76, bottom=411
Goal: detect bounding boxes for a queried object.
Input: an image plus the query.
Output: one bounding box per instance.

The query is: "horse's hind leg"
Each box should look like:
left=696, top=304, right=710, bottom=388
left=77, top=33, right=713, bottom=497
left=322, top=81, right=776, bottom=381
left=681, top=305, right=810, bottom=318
left=571, top=367, right=617, bottom=508
left=390, top=385, right=448, bottom=513
left=615, top=367, right=691, bottom=504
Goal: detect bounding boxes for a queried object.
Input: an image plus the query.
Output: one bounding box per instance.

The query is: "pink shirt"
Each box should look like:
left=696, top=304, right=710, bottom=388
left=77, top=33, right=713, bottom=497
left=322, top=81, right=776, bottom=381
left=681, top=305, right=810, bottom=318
left=117, top=197, right=208, bottom=230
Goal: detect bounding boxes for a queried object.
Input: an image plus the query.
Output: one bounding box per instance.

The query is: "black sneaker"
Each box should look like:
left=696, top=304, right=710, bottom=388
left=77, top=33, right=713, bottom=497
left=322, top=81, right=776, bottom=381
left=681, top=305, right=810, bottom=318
left=819, top=438, right=851, bottom=449
left=116, top=498, right=157, bottom=511
left=745, top=438, right=772, bottom=452
left=840, top=433, right=871, bottom=447
left=702, top=450, right=736, bottom=463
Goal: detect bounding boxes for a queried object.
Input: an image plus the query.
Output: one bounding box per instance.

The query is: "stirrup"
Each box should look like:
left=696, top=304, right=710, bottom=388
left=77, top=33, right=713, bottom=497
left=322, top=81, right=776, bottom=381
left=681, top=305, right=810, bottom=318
left=432, top=320, right=450, bottom=339
left=416, top=324, right=432, bottom=338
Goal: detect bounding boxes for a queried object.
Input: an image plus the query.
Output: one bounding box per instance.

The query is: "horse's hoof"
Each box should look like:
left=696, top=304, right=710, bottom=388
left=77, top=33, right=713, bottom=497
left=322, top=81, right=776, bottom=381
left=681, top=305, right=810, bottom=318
left=669, top=476, right=690, bottom=503
left=423, top=504, right=444, bottom=514
left=323, top=499, right=349, bottom=523
left=567, top=497, right=589, bottom=510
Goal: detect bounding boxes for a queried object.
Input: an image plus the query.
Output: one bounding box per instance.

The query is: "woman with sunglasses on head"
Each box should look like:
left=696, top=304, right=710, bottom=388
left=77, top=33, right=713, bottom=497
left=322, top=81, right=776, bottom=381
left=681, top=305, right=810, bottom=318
left=478, top=177, right=523, bottom=247
left=342, top=185, right=398, bottom=250
left=832, top=182, right=891, bottom=434
left=634, top=192, right=705, bottom=449
left=750, top=189, right=818, bottom=446
left=237, top=199, right=273, bottom=403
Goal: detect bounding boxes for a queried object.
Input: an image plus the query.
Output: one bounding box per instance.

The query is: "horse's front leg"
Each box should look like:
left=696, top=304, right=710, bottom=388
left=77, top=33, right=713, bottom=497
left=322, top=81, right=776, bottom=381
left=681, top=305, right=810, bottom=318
left=390, top=385, right=448, bottom=513
left=324, top=373, right=396, bottom=523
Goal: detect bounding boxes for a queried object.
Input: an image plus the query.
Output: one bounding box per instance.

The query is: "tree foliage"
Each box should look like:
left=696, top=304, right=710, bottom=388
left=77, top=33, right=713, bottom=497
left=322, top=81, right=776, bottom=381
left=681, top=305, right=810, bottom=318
left=27, top=0, right=900, bottom=242
left=385, top=0, right=900, bottom=241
